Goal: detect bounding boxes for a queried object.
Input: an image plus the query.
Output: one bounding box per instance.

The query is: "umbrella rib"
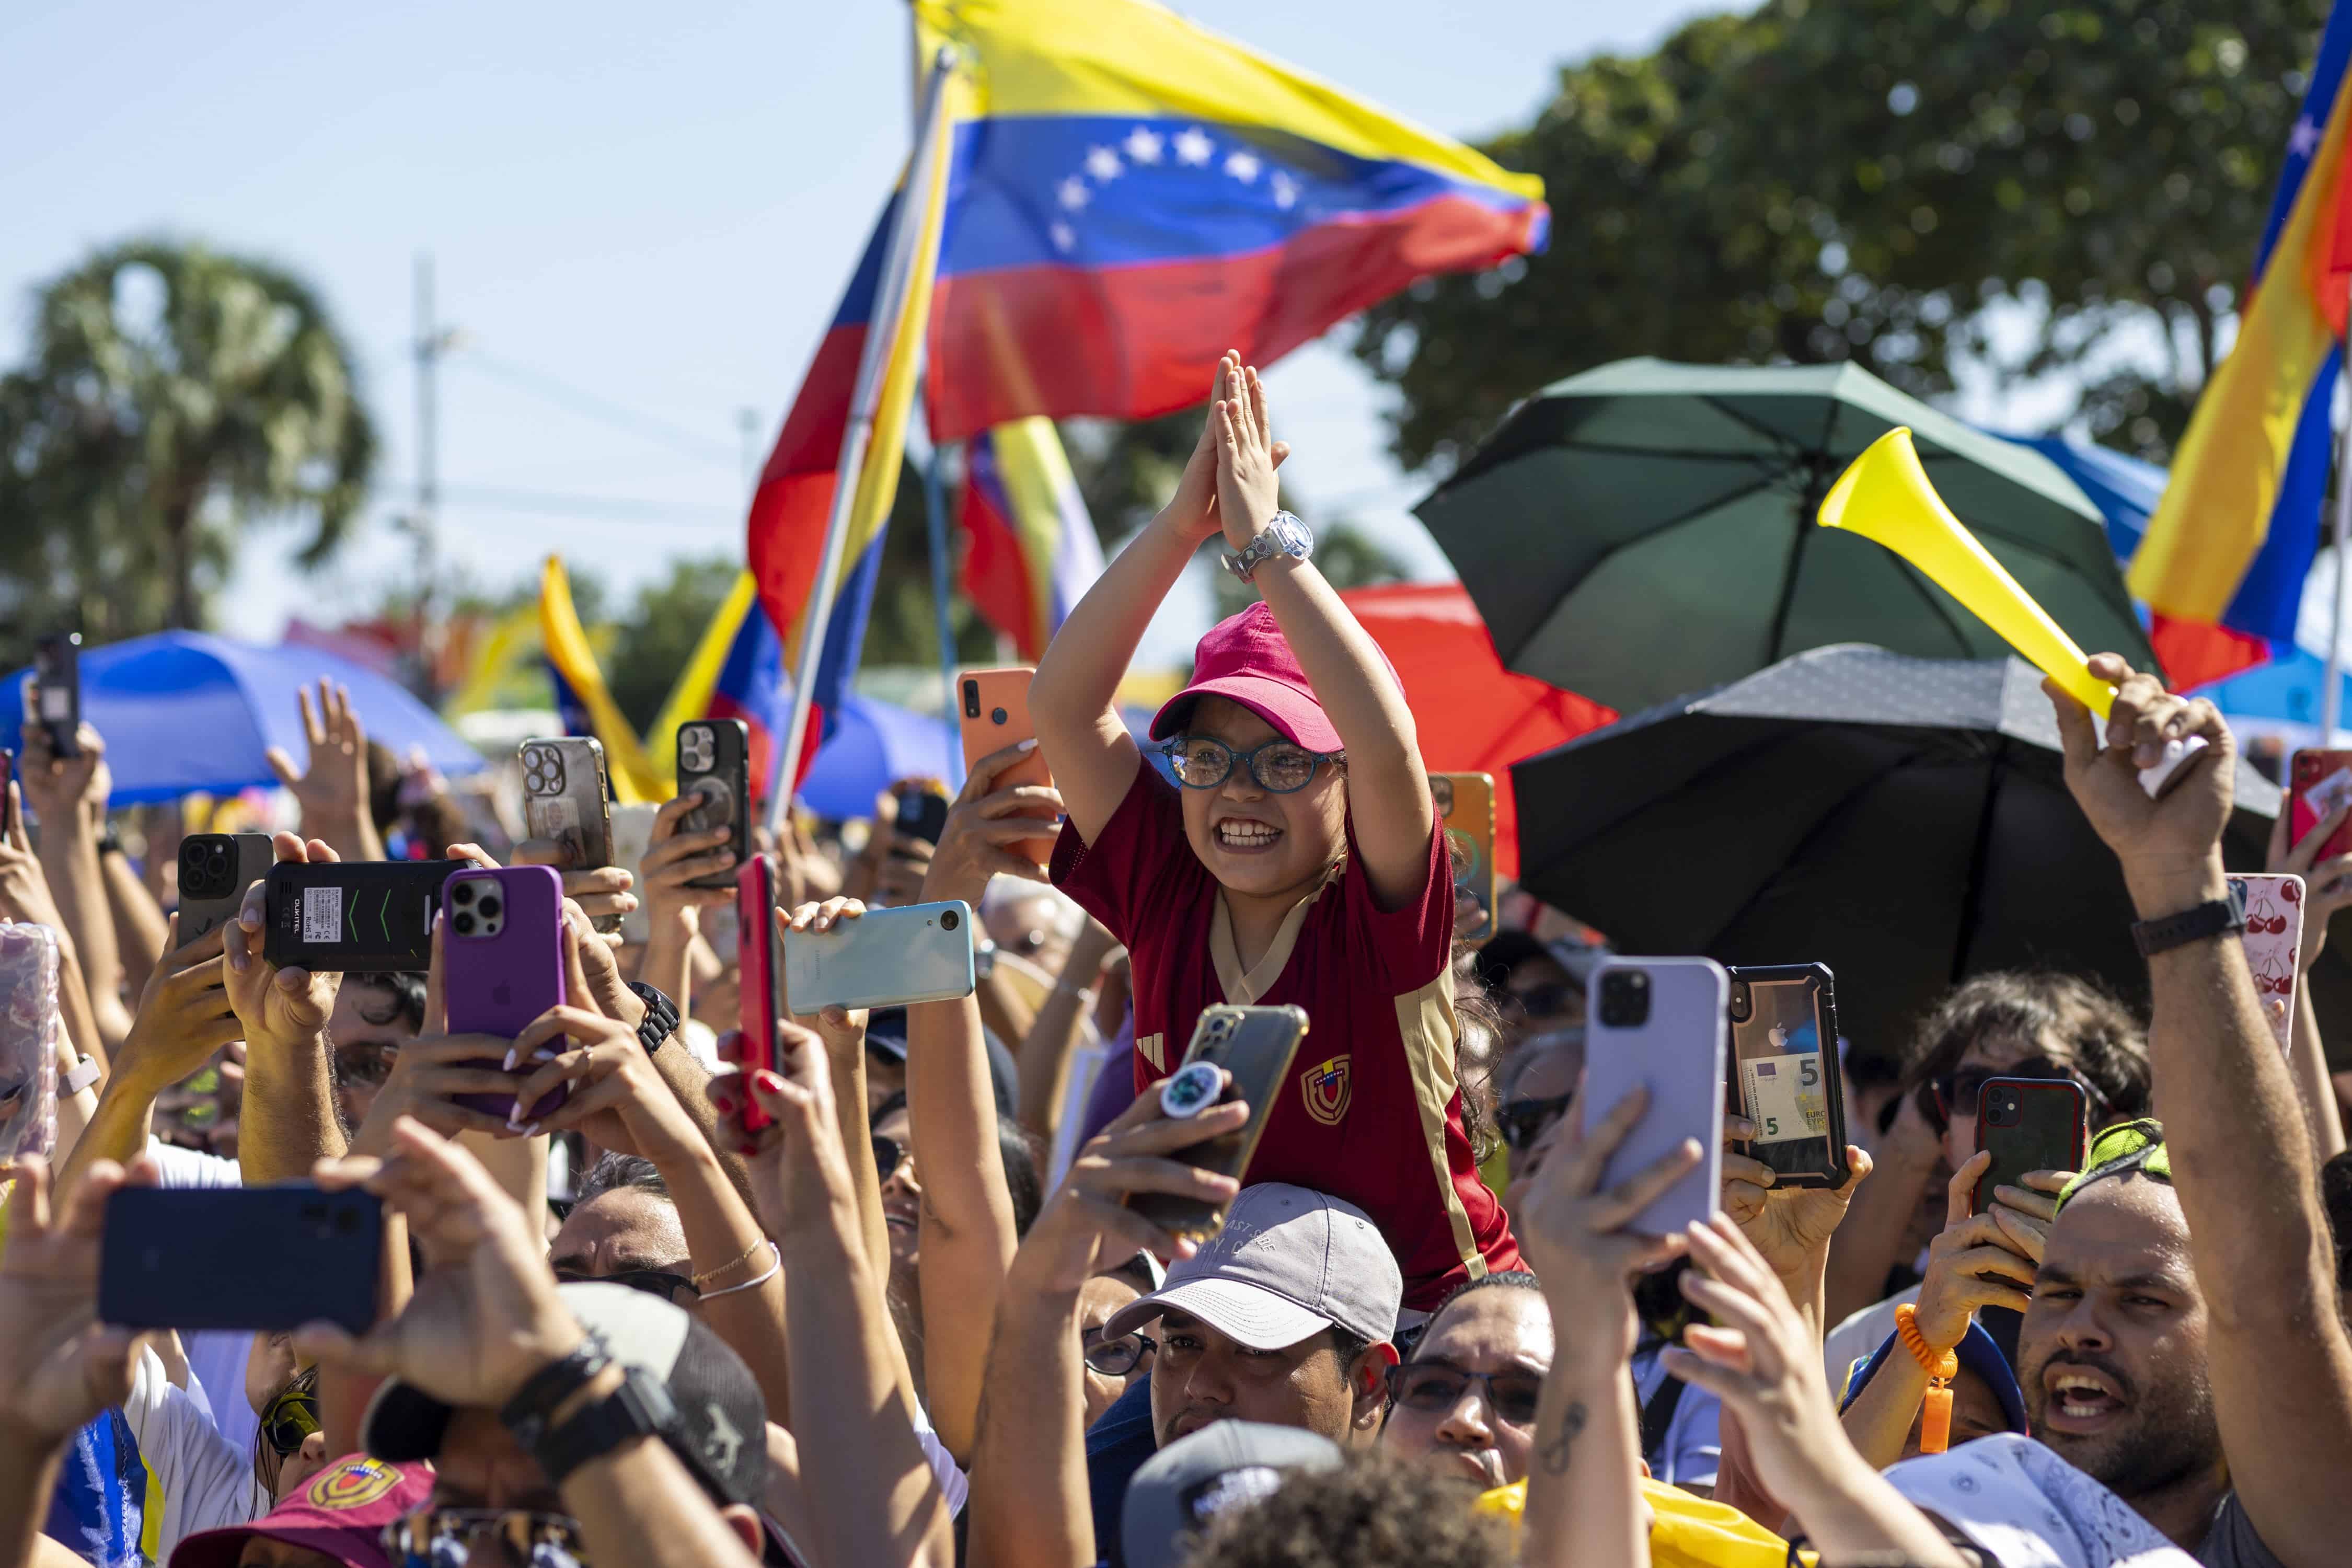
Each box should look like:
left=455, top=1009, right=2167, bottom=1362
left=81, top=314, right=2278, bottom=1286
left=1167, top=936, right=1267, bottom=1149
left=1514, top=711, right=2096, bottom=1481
left=1693, top=396, right=1818, bottom=463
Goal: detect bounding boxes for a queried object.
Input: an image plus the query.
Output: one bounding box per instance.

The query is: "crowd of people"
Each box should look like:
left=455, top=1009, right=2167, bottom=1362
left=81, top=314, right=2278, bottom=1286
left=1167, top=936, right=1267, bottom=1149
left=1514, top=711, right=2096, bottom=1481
left=4, top=355, right=2351, bottom=1568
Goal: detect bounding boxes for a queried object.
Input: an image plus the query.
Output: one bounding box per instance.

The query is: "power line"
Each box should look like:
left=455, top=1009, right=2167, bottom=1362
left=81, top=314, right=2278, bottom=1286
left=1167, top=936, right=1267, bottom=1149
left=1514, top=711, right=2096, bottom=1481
left=435, top=482, right=739, bottom=527
left=452, top=350, right=743, bottom=469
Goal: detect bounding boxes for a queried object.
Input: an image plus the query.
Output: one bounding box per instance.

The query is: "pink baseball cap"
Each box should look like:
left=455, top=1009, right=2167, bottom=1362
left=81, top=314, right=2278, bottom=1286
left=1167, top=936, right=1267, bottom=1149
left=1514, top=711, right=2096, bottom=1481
left=1151, top=603, right=1391, bottom=755
left=171, top=1455, right=430, bottom=1568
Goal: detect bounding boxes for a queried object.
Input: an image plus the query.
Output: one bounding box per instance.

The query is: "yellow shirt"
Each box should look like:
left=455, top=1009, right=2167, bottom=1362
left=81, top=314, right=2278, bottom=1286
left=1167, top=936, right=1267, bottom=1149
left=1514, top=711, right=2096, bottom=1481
left=1474, top=1477, right=1804, bottom=1568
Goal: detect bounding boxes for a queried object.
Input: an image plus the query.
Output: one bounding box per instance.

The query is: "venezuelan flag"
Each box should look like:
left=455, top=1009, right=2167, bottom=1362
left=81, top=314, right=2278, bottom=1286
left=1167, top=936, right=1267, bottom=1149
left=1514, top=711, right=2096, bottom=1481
left=538, top=556, right=665, bottom=802
left=912, top=0, right=1548, bottom=442
left=2127, top=2, right=2352, bottom=662
left=960, top=417, right=1106, bottom=661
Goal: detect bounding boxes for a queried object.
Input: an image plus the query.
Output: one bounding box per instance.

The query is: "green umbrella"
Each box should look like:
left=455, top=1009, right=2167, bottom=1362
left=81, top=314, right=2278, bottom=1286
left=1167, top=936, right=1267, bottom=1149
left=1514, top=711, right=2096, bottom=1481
left=1413, top=358, right=2156, bottom=713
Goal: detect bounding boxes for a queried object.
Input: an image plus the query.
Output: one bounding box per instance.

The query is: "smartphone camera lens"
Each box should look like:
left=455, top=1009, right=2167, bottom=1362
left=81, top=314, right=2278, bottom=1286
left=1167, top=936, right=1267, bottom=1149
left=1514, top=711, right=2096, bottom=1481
left=334, top=1208, right=360, bottom=1235
left=477, top=895, right=501, bottom=919
left=453, top=912, right=476, bottom=936
left=1598, top=970, right=1652, bottom=1028
left=1728, top=982, right=1751, bottom=1023
left=1989, top=1088, right=2022, bottom=1127
left=939, top=908, right=960, bottom=932
left=991, top=706, right=1009, bottom=726
left=452, top=881, right=475, bottom=905
left=963, top=680, right=981, bottom=720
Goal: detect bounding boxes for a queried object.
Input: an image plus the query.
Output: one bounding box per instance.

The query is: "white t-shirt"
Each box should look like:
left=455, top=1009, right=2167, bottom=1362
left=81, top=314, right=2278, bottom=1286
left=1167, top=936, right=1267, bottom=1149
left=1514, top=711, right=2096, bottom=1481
left=147, top=1139, right=262, bottom=1462
left=1821, top=1284, right=1921, bottom=1390
left=122, top=1345, right=268, bottom=1557
left=908, top=1394, right=970, bottom=1516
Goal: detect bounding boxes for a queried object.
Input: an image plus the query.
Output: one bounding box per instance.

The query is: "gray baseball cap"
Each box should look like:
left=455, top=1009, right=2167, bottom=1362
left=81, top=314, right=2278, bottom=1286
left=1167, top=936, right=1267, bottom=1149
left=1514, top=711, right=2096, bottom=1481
left=1120, top=1421, right=1343, bottom=1568
left=1101, top=1183, right=1402, bottom=1351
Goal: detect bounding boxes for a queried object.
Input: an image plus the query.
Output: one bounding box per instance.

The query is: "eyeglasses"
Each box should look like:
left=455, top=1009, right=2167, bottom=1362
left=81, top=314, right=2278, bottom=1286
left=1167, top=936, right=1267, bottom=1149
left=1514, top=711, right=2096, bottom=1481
left=1498, top=982, right=1582, bottom=1020
left=384, top=1507, right=591, bottom=1568
left=1497, top=1092, right=1572, bottom=1154
left=335, top=1039, right=399, bottom=1087
left=551, top=1267, right=700, bottom=1305
left=1922, top=1054, right=2106, bottom=1134
left=260, top=1369, right=320, bottom=1458
left=1083, top=1331, right=1157, bottom=1376
left=1382, top=1361, right=1543, bottom=1427
left=873, top=1134, right=909, bottom=1179
left=1160, top=735, right=1343, bottom=794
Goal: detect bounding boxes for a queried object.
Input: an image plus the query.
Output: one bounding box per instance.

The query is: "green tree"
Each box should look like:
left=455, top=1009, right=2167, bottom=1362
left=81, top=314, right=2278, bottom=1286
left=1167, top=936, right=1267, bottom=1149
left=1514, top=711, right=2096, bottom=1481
left=1352, top=0, right=2327, bottom=471
left=0, top=240, right=377, bottom=653
left=605, top=556, right=740, bottom=732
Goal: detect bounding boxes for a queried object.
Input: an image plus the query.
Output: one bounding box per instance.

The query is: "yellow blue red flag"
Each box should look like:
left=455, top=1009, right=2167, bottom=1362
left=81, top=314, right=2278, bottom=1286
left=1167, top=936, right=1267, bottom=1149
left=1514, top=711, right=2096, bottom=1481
left=911, top=0, right=1548, bottom=441
left=2128, top=3, right=2352, bottom=650
left=959, top=418, right=1105, bottom=661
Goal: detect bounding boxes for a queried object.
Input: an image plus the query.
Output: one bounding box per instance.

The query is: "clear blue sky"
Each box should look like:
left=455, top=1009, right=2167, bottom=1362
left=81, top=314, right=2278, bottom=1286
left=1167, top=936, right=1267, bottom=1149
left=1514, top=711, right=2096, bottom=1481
left=0, top=0, right=1724, bottom=658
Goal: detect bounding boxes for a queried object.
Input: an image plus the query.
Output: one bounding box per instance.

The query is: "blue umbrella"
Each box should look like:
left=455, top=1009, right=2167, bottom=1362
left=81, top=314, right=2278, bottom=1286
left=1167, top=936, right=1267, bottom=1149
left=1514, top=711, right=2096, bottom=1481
left=3, top=631, right=485, bottom=806
left=1998, top=433, right=2167, bottom=564
left=795, top=695, right=959, bottom=821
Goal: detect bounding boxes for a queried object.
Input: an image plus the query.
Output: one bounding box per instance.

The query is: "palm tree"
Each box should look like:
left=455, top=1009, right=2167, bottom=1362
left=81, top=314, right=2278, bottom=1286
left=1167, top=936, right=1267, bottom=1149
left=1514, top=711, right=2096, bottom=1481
left=0, top=240, right=376, bottom=644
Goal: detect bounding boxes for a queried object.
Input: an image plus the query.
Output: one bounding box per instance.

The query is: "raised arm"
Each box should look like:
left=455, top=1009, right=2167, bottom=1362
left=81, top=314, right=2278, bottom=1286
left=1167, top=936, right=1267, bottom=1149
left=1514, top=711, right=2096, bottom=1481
left=1031, top=353, right=1288, bottom=843
left=1212, top=363, right=1433, bottom=905
left=2267, top=802, right=2351, bottom=1162
left=968, top=1089, right=1247, bottom=1568
left=224, top=834, right=349, bottom=1183
left=263, top=681, right=385, bottom=864
left=17, top=715, right=131, bottom=1047
left=2054, top=658, right=2352, bottom=1568
left=1017, top=920, right=1120, bottom=1144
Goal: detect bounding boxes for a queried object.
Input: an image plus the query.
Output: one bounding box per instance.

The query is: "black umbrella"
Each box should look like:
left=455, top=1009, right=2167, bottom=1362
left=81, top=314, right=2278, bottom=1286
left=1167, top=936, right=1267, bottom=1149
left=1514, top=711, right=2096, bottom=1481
left=1511, top=644, right=2316, bottom=1055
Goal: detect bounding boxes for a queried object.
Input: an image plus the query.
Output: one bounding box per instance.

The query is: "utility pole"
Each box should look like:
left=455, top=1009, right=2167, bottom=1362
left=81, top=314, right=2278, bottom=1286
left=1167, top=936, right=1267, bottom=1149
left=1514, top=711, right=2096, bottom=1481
left=411, top=254, right=460, bottom=694
left=738, top=407, right=763, bottom=495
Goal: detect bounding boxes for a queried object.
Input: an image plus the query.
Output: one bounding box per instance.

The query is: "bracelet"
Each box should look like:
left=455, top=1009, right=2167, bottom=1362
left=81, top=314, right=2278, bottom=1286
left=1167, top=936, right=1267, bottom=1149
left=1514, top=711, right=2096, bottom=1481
left=697, top=1242, right=780, bottom=1300
left=690, top=1235, right=768, bottom=1288
left=62, top=1054, right=101, bottom=1096
left=1893, top=1304, right=1959, bottom=1455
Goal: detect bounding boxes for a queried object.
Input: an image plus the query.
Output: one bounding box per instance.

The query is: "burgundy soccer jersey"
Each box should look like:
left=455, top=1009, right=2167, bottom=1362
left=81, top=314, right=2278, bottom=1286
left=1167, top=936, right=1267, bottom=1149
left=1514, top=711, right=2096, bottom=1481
left=1052, top=760, right=1520, bottom=1311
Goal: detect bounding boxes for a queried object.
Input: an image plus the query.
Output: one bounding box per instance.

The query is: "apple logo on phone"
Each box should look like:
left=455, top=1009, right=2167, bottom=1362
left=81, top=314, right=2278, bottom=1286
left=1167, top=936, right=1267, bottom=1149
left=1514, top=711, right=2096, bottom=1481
left=1768, top=1024, right=1788, bottom=1050
left=492, top=983, right=512, bottom=1006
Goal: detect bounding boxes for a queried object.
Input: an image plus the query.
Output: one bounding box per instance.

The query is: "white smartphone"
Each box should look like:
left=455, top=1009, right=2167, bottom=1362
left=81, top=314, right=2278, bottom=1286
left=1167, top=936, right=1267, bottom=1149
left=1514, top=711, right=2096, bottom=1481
left=608, top=803, right=661, bottom=946
left=783, top=900, right=977, bottom=1014
left=1579, top=956, right=1727, bottom=1236
left=2229, top=873, right=2302, bottom=1055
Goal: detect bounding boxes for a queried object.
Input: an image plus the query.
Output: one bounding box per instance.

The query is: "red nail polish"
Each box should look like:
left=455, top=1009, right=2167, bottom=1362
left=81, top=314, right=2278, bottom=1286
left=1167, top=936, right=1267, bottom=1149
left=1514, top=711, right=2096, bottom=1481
left=754, top=1070, right=785, bottom=1094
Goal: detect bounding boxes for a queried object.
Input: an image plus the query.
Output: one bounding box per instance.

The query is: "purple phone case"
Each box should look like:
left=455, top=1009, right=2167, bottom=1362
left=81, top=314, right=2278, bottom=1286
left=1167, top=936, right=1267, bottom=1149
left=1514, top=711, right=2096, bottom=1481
left=441, top=864, right=570, bottom=1122
left=1581, top=957, right=1727, bottom=1236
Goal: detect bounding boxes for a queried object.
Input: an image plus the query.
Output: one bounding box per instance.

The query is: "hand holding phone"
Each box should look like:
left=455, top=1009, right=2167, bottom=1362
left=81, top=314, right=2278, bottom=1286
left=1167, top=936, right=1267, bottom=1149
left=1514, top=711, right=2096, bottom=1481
left=179, top=833, right=275, bottom=943
left=782, top=898, right=975, bottom=1014
left=101, top=1184, right=384, bottom=1333
left=677, top=721, right=752, bottom=891
left=31, top=633, right=82, bottom=758
left=1125, top=1004, right=1308, bottom=1241
left=1725, top=964, right=1848, bottom=1187
left=736, top=855, right=783, bottom=1132
left=1970, top=1077, right=2087, bottom=1216
left=441, top=865, right=569, bottom=1124
left=956, top=669, right=1056, bottom=861
left=1581, top=959, right=1726, bottom=1235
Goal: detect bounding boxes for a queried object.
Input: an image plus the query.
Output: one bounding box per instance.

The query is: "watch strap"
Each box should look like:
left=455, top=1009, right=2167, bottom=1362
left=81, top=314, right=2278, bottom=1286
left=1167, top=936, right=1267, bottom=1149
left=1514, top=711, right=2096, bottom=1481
left=2130, top=885, right=2246, bottom=958
left=62, top=1054, right=101, bottom=1096
left=625, top=981, right=679, bottom=1055
left=498, top=1332, right=613, bottom=1450
left=532, top=1364, right=678, bottom=1490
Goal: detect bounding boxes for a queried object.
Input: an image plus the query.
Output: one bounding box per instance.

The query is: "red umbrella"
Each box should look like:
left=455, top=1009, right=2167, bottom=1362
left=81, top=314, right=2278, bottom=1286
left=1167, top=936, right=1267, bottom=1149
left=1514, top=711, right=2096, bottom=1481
left=1342, top=582, right=1616, bottom=878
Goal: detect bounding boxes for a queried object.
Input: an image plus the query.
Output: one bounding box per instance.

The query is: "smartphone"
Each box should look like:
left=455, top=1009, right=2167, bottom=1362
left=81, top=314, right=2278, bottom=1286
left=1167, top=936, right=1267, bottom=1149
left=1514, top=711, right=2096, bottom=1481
left=608, top=802, right=661, bottom=945
left=1971, top=1077, right=2088, bottom=1215
left=2231, top=873, right=2302, bottom=1055
left=783, top=900, right=976, bottom=1014
left=677, top=720, right=751, bottom=891
left=1431, top=772, right=1496, bottom=942
left=2289, top=750, right=2352, bottom=865
left=736, top=855, right=781, bottom=1133
left=1725, top=963, right=1849, bottom=1187
left=956, top=668, right=1056, bottom=859
left=1127, top=1005, right=1309, bottom=1241
left=441, top=864, right=570, bottom=1123
left=520, top=737, right=616, bottom=910
left=100, top=1185, right=383, bottom=1334
left=262, top=859, right=469, bottom=972
left=176, top=833, right=275, bottom=944
left=31, top=632, right=81, bottom=757
left=893, top=782, right=951, bottom=848
left=1581, top=958, right=1727, bottom=1235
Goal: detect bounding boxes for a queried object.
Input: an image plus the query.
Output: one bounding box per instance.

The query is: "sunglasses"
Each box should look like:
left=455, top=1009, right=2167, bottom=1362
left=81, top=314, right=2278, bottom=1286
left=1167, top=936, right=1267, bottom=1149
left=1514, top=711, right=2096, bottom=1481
left=1920, top=1054, right=2105, bottom=1135
left=1382, top=1360, right=1543, bottom=1427
left=551, top=1266, right=700, bottom=1305
left=873, top=1134, right=909, bottom=1179
left=1497, top=1092, right=1573, bottom=1154
left=1160, top=735, right=1343, bottom=794
left=384, top=1507, right=590, bottom=1568
left=261, top=1370, right=320, bottom=1458
left=1082, top=1331, right=1157, bottom=1376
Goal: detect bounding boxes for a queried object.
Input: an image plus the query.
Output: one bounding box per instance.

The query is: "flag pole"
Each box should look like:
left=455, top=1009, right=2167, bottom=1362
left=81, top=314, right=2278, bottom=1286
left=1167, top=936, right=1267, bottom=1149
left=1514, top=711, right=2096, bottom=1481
left=2329, top=395, right=2352, bottom=743
left=768, top=49, right=957, bottom=830
left=918, top=401, right=967, bottom=790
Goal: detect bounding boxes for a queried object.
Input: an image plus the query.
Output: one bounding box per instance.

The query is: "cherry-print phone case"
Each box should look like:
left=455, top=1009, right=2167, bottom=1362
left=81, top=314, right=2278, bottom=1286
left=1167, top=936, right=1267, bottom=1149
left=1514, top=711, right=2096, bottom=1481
left=2230, top=874, right=2300, bottom=1055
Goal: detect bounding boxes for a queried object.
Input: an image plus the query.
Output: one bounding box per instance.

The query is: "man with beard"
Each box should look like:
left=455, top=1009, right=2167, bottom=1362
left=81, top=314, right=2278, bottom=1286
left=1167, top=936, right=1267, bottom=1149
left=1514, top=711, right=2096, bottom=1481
left=1878, top=660, right=2352, bottom=1568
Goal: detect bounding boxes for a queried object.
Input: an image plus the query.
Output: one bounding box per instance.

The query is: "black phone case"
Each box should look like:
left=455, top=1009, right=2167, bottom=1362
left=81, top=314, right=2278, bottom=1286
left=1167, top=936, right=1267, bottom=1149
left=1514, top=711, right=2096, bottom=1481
left=677, top=720, right=752, bottom=890
left=32, top=633, right=80, bottom=757
left=100, top=1185, right=383, bottom=1333
left=1128, top=1005, right=1308, bottom=1241
left=1973, top=1079, right=2088, bottom=1215
left=262, top=859, right=469, bottom=972
left=895, top=788, right=950, bottom=847
left=177, top=833, right=276, bottom=944
left=1725, top=963, right=1850, bottom=1187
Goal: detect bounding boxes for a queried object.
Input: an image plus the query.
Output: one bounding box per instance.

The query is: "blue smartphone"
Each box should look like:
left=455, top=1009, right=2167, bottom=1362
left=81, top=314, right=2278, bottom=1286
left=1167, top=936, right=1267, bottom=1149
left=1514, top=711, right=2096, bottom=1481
left=1581, top=957, right=1727, bottom=1236
left=782, top=900, right=976, bottom=1014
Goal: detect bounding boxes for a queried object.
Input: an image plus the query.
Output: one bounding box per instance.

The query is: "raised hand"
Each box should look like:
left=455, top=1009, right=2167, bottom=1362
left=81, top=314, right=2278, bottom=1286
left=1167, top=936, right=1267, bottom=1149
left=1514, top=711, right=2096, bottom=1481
left=296, top=1119, right=585, bottom=1409
left=112, top=915, right=241, bottom=1098
left=2047, top=656, right=2233, bottom=906
left=0, top=1154, right=158, bottom=1448
left=1166, top=352, right=1292, bottom=544
left=224, top=833, right=343, bottom=1048
left=1908, top=1151, right=2053, bottom=1352
left=265, top=681, right=380, bottom=860
left=1212, top=360, right=1282, bottom=551
left=15, top=707, right=110, bottom=831
left=0, top=781, right=67, bottom=931
left=638, top=793, right=739, bottom=922
left=1721, top=1115, right=1873, bottom=1281
left=918, top=742, right=1067, bottom=906
left=2267, top=799, right=2352, bottom=972
left=505, top=922, right=702, bottom=1161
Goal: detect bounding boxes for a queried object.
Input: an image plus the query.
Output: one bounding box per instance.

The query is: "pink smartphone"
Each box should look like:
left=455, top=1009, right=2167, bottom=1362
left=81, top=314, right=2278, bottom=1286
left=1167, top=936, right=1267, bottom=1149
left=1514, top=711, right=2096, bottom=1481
left=736, top=854, right=780, bottom=1132
left=441, top=864, right=569, bottom=1122
left=2231, top=873, right=2302, bottom=1054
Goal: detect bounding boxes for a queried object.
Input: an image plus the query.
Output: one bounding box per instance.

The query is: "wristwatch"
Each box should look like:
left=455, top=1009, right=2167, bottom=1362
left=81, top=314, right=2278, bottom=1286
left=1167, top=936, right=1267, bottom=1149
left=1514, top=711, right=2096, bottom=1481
left=973, top=938, right=998, bottom=981
left=625, top=981, right=679, bottom=1055
left=2130, top=883, right=2246, bottom=958
left=531, top=1364, right=680, bottom=1489
left=1221, top=512, right=1312, bottom=583
left=62, top=1054, right=101, bottom=1096
left=499, top=1333, right=615, bottom=1454
left=97, top=825, right=125, bottom=858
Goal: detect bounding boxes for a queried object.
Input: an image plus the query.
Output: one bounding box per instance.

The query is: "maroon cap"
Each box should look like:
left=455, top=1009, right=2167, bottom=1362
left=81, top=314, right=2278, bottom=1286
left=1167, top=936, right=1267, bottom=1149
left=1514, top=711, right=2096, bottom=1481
left=1150, top=603, right=1390, bottom=755
left=171, top=1455, right=429, bottom=1568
